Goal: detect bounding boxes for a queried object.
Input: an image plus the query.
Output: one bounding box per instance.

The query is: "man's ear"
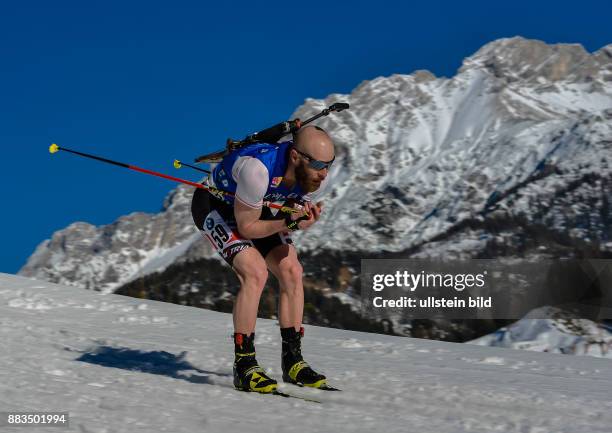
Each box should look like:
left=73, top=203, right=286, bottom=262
left=289, top=147, right=299, bottom=164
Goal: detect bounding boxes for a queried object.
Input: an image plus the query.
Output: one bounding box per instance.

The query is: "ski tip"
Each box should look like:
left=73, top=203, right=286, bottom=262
left=49, top=143, right=59, bottom=154
left=319, top=385, right=341, bottom=391
left=273, top=390, right=322, bottom=403
left=173, top=159, right=182, bottom=169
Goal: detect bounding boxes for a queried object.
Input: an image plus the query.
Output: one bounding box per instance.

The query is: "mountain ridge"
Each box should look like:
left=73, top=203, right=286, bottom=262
left=19, top=37, right=612, bottom=306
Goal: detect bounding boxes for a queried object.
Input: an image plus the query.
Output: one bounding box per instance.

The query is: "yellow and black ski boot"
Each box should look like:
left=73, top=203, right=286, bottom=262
left=233, top=332, right=278, bottom=393
left=281, top=327, right=327, bottom=389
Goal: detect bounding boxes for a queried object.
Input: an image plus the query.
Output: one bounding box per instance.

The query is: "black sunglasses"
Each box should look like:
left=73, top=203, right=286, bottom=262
left=293, top=148, right=335, bottom=171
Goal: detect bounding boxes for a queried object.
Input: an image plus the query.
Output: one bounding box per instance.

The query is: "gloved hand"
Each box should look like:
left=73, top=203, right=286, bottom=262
left=285, top=201, right=320, bottom=231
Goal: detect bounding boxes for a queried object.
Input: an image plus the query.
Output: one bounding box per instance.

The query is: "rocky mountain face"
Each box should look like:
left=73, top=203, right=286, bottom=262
left=293, top=37, right=612, bottom=256
left=19, top=37, right=612, bottom=339
left=19, top=184, right=213, bottom=293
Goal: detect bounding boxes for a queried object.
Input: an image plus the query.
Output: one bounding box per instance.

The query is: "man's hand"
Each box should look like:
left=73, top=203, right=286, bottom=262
left=290, top=201, right=324, bottom=230
left=311, top=201, right=324, bottom=221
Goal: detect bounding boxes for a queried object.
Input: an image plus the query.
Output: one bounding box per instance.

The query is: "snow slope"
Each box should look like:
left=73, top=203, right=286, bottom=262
left=470, top=306, right=612, bottom=358
left=2, top=273, right=612, bottom=433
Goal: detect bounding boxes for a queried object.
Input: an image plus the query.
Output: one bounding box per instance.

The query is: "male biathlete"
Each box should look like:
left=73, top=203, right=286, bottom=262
left=191, top=125, right=335, bottom=393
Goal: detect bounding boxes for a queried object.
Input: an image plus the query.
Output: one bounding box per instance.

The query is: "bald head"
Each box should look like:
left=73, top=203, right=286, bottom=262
left=293, top=125, right=335, bottom=162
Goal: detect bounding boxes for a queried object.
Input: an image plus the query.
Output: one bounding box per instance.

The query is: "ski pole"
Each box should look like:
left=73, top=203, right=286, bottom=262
left=173, top=159, right=210, bottom=174
left=48, top=143, right=300, bottom=214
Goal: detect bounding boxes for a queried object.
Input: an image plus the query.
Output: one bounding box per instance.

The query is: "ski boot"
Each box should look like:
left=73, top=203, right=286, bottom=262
left=281, top=327, right=327, bottom=389
left=233, top=332, right=278, bottom=393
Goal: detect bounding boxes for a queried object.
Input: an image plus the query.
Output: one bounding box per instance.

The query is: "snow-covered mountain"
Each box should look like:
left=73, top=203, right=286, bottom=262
left=19, top=183, right=214, bottom=293
left=470, top=306, right=612, bottom=357
left=297, top=37, right=612, bottom=254
left=3, top=273, right=612, bottom=433
left=19, top=37, right=612, bottom=298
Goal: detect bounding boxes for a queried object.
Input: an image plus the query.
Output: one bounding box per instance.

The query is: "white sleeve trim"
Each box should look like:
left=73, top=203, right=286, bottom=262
left=232, top=156, right=269, bottom=208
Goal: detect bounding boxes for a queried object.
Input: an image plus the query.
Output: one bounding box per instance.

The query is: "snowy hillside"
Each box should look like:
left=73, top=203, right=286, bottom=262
left=19, top=36, right=612, bottom=294
left=470, top=306, right=612, bottom=357
left=2, top=273, right=612, bottom=433
left=18, top=184, right=214, bottom=294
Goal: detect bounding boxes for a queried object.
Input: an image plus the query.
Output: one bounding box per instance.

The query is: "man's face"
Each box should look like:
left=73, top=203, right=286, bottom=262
left=294, top=155, right=328, bottom=193
left=291, top=126, right=335, bottom=192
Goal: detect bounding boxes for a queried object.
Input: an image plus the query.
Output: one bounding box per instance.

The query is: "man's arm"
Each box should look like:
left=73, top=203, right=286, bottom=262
left=231, top=156, right=295, bottom=238
left=232, top=156, right=321, bottom=238
left=234, top=199, right=289, bottom=239
left=235, top=200, right=319, bottom=238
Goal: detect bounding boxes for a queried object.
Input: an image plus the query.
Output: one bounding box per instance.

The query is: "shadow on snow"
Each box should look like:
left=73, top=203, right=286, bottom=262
left=76, top=346, right=231, bottom=385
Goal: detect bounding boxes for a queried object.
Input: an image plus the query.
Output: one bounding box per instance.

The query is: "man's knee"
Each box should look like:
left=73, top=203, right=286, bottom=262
left=240, top=265, right=268, bottom=291
left=278, top=260, right=303, bottom=290
left=240, top=263, right=268, bottom=290
left=233, top=250, right=269, bottom=291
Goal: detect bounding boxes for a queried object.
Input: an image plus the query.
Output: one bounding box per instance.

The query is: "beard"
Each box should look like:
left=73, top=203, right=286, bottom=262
left=295, top=161, right=320, bottom=193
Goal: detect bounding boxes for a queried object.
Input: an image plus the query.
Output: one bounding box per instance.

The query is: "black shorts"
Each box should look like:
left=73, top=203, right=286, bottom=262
left=191, top=187, right=293, bottom=266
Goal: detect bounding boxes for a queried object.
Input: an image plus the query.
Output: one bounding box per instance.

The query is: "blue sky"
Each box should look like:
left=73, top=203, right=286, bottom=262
left=1, top=0, right=610, bottom=273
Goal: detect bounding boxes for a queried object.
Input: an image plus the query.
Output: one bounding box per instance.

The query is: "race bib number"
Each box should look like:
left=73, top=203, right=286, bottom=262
left=200, top=210, right=252, bottom=261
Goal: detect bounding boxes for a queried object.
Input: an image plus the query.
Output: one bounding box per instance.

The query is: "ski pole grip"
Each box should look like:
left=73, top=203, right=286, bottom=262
left=330, top=102, right=349, bottom=112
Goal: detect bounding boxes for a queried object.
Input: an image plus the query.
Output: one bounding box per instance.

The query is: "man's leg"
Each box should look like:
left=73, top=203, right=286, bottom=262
left=265, top=244, right=327, bottom=388
left=193, top=198, right=277, bottom=393
left=231, top=247, right=269, bottom=334
left=229, top=247, right=278, bottom=393
left=264, top=243, right=303, bottom=330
